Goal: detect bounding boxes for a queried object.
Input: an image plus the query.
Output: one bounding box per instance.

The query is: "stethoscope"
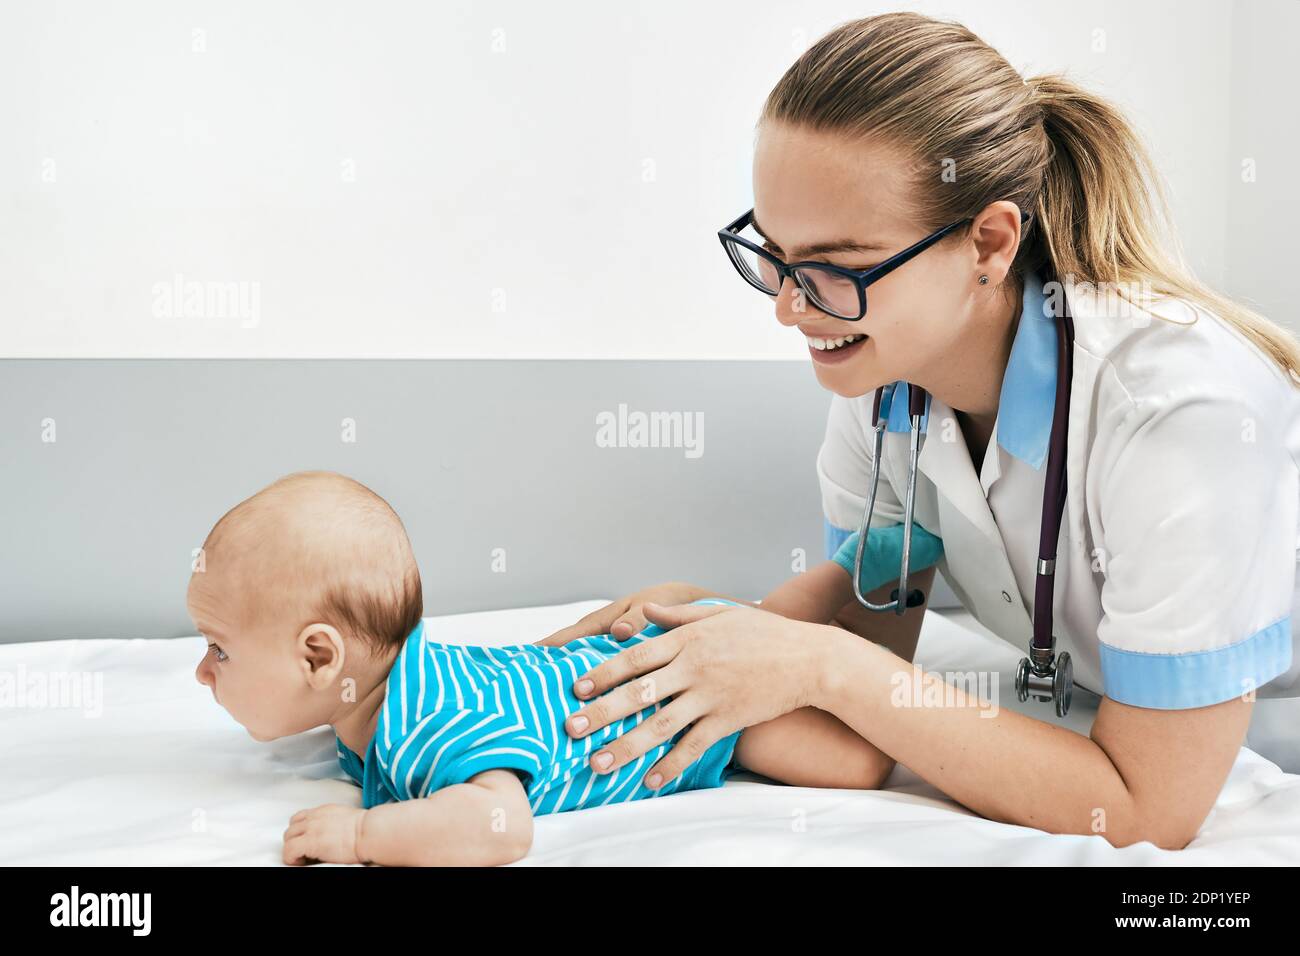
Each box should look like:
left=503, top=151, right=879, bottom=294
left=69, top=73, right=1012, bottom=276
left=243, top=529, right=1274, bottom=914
left=851, top=269, right=1076, bottom=717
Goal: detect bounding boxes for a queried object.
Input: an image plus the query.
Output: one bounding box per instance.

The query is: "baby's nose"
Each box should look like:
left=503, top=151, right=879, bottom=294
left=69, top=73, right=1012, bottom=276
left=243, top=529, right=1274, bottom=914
left=195, top=658, right=213, bottom=688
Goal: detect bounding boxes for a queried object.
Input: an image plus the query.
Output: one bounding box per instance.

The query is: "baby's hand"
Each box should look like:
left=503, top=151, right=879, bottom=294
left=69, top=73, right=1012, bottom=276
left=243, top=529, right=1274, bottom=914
left=282, top=803, right=367, bottom=866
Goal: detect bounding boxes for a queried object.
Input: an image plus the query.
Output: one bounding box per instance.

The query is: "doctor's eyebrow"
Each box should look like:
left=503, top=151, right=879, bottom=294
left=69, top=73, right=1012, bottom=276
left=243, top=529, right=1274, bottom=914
left=750, top=215, right=892, bottom=259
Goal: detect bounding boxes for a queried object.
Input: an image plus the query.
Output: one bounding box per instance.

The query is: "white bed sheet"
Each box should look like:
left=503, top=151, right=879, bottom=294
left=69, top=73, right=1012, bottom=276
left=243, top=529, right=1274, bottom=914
left=2, top=600, right=1297, bottom=866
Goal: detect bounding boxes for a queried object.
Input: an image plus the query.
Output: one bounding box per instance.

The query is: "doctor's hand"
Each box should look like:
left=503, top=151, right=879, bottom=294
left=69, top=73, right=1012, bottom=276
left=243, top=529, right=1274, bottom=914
left=534, top=581, right=719, bottom=647
left=564, top=602, right=827, bottom=787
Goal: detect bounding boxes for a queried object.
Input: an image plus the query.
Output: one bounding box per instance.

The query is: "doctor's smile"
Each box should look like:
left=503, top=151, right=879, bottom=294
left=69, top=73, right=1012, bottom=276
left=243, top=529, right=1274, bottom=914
left=803, top=330, right=870, bottom=362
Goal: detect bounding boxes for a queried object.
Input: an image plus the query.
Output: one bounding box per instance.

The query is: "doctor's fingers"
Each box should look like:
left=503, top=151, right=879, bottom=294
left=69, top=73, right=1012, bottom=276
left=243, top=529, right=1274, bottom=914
left=642, top=717, right=734, bottom=789
left=535, top=601, right=631, bottom=647
left=570, top=625, right=689, bottom=706
left=641, top=601, right=733, bottom=630
left=608, top=605, right=651, bottom=640
left=568, top=661, right=690, bottom=741
left=590, top=699, right=717, bottom=782
left=597, top=595, right=727, bottom=640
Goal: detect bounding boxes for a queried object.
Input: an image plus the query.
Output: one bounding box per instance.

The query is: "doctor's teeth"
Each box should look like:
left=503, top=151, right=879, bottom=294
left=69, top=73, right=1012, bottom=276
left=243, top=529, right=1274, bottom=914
left=810, top=334, right=865, bottom=351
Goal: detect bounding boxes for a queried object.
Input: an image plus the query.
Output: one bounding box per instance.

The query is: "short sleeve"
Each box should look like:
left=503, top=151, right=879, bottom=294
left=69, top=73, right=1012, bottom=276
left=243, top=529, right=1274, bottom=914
left=1094, top=390, right=1296, bottom=709
left=387, top=687, right=553, bottom=800
left=818, top=391, right=906, bottom=558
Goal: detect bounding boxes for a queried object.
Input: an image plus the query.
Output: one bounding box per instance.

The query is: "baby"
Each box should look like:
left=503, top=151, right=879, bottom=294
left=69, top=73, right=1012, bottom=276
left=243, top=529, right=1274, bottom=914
left=188, top=471, right=901, bottom=866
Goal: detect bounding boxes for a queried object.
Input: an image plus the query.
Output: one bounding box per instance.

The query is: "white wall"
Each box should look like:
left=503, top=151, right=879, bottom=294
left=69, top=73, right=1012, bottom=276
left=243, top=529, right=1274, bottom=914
left=1225, top=0, right=1299, bottom=328
left=1, top=0, right=1285, bottom=359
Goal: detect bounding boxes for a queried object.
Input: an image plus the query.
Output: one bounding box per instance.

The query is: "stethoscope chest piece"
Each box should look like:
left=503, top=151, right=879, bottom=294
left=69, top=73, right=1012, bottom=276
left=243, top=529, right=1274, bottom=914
left=1015, top=638, right=1073, bottom=717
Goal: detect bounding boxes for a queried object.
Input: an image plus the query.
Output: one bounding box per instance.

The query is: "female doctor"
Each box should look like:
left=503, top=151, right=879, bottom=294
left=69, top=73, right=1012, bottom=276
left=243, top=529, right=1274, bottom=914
left=540, top=12, right=1300, bottom=847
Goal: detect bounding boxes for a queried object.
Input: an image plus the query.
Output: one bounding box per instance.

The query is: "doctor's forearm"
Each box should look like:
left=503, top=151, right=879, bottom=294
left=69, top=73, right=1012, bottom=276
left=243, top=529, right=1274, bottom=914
left=807, top=627, right=1152, bottom=846
left=758, top=562, right=854, bottom=623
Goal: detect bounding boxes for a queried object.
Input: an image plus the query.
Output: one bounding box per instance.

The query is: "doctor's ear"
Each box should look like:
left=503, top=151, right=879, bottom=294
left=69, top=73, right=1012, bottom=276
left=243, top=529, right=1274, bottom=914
left=969, top=200, right=1024, bottom=285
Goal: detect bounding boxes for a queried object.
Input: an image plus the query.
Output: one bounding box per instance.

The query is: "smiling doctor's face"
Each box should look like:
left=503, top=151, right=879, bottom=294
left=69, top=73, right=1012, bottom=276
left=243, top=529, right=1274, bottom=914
left=752, top=121, right=998, bottom=400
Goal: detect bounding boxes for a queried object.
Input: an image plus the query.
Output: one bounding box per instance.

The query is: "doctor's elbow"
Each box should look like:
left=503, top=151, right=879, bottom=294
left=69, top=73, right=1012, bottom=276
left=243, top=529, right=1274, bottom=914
left=1103, top=810, right=1203, bottom=851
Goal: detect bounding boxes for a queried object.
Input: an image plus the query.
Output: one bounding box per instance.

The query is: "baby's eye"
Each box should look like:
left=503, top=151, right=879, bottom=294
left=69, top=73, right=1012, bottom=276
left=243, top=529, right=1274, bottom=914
left=208, top=643, right=228, bottom=663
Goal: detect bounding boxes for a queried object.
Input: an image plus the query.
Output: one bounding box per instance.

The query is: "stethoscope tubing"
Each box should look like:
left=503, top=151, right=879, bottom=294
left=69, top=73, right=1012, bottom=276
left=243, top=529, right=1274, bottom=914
left=851, top=271, right=1076, bottom=643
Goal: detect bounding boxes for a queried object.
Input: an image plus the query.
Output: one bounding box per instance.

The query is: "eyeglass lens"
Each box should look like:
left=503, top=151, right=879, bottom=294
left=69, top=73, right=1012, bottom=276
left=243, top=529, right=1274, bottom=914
left=723, top=226, right=862, bottom=319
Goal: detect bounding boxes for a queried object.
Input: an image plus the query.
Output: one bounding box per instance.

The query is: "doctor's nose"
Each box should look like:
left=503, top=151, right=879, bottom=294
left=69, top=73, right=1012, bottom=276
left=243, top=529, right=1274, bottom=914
left=774, top=278, right=825, bottom=327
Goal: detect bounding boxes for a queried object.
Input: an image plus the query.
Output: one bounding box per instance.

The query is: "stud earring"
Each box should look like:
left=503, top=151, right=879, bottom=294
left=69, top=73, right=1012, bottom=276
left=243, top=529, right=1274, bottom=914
left=978, top=274, right=989, bottom=285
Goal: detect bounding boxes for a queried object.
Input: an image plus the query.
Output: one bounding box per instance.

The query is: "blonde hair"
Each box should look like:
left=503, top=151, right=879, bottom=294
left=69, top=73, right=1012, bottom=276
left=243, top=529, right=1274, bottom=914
left=761, top=12, right=1300, bottom=383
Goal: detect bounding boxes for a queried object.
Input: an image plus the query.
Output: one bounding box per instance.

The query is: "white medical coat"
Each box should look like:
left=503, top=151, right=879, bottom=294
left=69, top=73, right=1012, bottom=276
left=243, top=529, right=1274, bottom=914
left=819, top=271, right=1299, bottom=772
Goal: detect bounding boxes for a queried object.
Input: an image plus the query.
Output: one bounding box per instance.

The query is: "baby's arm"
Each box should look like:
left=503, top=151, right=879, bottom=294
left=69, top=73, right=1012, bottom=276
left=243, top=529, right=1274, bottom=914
left=358, top=769, right=534, bottom=866
left=733, top=706, right=896, bottom=791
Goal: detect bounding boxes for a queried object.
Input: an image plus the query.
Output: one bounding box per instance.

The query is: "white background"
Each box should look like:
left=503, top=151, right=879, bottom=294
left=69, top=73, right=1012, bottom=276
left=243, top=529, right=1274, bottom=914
left=0, top=0, right=1293, bottom=359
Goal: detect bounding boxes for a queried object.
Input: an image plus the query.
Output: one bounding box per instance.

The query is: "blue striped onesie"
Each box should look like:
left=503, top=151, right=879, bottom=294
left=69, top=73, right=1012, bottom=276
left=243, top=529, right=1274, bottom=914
left=335, top=599, right=743, bottom=813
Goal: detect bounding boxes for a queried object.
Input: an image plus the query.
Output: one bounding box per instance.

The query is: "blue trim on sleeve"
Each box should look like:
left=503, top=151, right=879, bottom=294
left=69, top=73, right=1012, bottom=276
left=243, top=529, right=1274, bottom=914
left=831, top=524, right=943, bottom=596
left=1099, top=617, right=1293, bottom=709
left=824, top=518, right=854, bottom=560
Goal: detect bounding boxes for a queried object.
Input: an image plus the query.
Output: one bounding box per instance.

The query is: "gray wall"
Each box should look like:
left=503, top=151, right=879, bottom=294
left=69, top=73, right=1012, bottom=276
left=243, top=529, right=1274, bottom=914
left=1, top=359, right=858, bottom=642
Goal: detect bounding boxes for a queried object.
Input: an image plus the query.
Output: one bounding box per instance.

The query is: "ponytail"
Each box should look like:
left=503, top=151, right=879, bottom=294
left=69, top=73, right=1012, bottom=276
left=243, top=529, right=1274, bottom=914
left=1028, top=73, right=1300, bottom=383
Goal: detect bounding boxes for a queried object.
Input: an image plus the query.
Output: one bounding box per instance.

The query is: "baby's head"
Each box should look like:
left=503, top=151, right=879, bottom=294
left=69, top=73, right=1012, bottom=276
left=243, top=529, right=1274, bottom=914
left=188, top=471, right=422, bottom=741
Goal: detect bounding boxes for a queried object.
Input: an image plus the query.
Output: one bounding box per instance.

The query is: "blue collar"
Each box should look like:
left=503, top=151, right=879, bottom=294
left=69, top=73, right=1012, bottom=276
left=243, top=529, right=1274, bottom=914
left=877, top=270, right=1057, bottom=469
left=992, top=270, right=1056, bottom=469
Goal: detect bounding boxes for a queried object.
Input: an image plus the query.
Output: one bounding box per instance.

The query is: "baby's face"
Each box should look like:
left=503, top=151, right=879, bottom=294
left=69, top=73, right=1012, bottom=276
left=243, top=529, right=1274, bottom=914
left=187, top=558, right=318, bottom=741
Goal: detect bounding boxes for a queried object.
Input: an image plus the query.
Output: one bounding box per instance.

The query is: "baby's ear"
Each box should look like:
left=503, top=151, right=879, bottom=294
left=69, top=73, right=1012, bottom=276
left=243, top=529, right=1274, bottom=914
left=298, top=622, right=347, bottom=683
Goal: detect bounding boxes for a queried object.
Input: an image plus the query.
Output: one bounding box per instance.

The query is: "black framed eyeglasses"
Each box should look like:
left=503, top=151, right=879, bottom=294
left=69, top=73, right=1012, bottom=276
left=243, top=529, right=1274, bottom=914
left=717, top=208, right=1032, bottom=321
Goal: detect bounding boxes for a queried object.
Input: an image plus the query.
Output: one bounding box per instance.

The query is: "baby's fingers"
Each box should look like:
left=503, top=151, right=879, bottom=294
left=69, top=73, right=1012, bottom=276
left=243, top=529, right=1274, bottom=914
left=282, top=830, right=313, bottom=866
